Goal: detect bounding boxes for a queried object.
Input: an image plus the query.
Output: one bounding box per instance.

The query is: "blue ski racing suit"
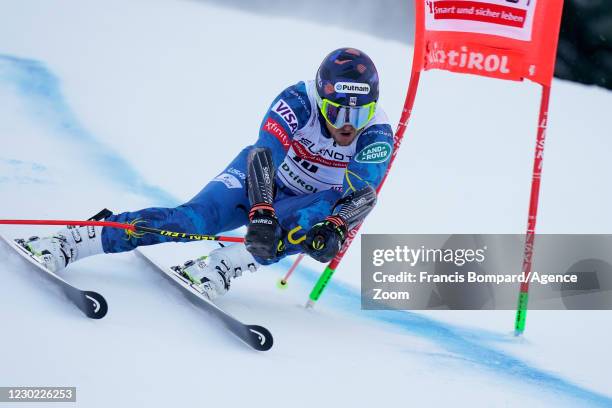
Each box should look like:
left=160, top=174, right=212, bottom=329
left=102, top=80, right=394, bottom=264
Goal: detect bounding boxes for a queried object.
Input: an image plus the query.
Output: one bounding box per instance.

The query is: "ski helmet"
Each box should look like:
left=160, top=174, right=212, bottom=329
left=315, top=48, right=379, bottom=130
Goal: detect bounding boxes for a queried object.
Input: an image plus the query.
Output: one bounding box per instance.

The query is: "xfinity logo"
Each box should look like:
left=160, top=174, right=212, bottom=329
left=334, top=82, right=370, bottom=95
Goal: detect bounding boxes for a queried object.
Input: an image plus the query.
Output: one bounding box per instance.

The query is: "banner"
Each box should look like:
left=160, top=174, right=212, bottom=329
left=414, top=0, right=564, bottom=85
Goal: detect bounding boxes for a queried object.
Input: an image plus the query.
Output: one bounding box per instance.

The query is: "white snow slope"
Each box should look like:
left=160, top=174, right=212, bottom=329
left=1, top=1, right=611, bottom=407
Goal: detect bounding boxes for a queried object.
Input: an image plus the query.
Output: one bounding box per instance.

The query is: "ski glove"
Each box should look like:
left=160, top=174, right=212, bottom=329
left=302, top=215, right=347, bottom=263
left=245, top=204, right=283, bottom=260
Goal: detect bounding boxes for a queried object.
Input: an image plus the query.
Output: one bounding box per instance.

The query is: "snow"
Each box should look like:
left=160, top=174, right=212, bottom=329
left=1, top=0, right=611, bottom=407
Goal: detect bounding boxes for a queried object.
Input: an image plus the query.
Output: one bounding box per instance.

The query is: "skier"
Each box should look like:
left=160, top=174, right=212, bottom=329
left=23, top=47, right=394, bottom=300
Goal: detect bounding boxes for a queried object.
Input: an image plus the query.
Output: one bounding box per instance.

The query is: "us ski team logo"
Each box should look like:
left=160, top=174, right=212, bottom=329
left=355, top=142, right=392, bottom=163
left=272, top=99, right=298, bottom=134
left=212, top=173, right=242, bottom=189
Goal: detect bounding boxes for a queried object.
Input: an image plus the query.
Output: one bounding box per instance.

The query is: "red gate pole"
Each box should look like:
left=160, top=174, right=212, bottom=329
left=514, top=84, right=552, bottom=335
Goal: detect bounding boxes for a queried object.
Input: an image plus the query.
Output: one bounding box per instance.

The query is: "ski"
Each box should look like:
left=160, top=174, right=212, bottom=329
left=134, top=249, right=273, bottom=351
left=0, top=235, right=108, bottom=319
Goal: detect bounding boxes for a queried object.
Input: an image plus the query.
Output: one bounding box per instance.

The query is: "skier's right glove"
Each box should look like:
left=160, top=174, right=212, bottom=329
left=301, top=216, right=347, bottom=263
left=245, top=203, right=283, bottom=260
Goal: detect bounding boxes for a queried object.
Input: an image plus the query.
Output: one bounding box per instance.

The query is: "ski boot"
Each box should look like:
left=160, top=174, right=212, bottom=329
left=22, top=225, right=104, bottom=272
left=176, top=244, right=259, bottom=300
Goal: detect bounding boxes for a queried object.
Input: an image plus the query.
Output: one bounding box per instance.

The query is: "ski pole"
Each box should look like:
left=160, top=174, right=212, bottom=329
left=277, top=253, right=304, bottom=289
left=0, top=219, right=244, bottom=243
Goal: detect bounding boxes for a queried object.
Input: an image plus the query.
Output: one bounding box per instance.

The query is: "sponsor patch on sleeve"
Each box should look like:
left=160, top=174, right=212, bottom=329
left=262, top=117, right=291, bottom=150
left=272, top=99, right=299, bottom=134
left=355, top=141, right=392, bottom=164
left=212, top=173, right=243, bottom=189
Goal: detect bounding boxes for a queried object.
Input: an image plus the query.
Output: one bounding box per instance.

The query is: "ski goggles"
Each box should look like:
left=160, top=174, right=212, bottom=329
left=318, top=98, right=377, bottom=130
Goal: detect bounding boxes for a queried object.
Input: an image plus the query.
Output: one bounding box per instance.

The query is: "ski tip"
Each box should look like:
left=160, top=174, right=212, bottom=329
left=246, top=325, right=273, bottom=351
left=83, top=291, right=108, bottom=319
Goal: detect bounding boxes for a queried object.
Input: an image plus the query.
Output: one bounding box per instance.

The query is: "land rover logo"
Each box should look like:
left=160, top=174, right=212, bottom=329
left=355, top=142, right=392, bottom=163
left=334, top=82, right=370, bottom=95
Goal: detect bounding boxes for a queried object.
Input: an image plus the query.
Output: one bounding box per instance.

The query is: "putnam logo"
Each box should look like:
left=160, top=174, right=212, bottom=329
left=355, top=142, right=392, bottom=164
left=334, top=82, right=371, bottom=95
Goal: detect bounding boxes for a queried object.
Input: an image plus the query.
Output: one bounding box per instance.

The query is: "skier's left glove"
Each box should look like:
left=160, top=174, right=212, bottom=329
left=245, top=204, right=283, bottom=260
left=302, top=215, right=347, bottom=263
